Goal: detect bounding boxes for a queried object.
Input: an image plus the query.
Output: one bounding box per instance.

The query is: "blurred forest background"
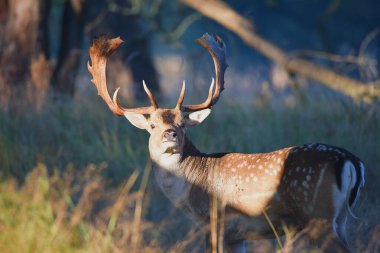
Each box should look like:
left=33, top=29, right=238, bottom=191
left=0, top=0, right=379, bottom=252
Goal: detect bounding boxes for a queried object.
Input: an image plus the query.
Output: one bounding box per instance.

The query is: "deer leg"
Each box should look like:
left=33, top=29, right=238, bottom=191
left=204, top=232, right=212, bottom=253
left=225, top=241, right=246, bottom=253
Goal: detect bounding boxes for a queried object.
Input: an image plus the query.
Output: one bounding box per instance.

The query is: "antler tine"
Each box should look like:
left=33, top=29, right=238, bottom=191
left=88, top=35, right=157, bottom=116
left=143, top=80, right=158, bottom=109
left=176, top=80, right=186, bottom=109
left=180, top=33, right=227, bottom=112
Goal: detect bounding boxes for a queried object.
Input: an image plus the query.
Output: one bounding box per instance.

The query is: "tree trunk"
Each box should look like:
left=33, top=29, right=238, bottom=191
left=52, top=0, right=86, bottom=95
left=0, top=0, right=52, bottom=109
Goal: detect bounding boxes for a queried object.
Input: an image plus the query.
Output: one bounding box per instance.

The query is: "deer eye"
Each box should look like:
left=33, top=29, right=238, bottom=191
left=150, top=124, right=156, bottom=129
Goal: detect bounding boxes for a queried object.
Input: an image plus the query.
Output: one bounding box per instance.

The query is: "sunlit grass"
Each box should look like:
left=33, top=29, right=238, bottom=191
left=0, top=163, right=163, bottom=253
left=0, top=164, right=112, bottom=253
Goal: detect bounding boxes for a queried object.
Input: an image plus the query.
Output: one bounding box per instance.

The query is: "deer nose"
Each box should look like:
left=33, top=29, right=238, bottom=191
left=163, top=129, right=177, bottom=142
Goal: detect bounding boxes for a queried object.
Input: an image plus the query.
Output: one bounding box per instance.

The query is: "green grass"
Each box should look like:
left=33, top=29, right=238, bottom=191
left=0, top=93, right=379, bottom=252
left=0, top=164, right=126, bottom=253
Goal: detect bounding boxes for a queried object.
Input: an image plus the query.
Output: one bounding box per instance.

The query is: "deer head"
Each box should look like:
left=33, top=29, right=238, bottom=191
left=87, top=34, right=227, bottom=169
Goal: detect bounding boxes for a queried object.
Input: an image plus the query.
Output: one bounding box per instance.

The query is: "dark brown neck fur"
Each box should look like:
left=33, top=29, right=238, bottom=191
left=179, top=137, right=224, bottom=192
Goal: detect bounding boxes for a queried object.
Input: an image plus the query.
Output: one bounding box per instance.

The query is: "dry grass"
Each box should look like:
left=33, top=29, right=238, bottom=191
left=0, top=163, right=162, bottom=253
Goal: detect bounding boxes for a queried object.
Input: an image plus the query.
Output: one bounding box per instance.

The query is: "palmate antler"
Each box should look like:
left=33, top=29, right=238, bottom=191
left=87, top=36, right=158, bottom=115
left=88, top=33, right=227, bottom=115
left=176, top=33, right=227, bottom=112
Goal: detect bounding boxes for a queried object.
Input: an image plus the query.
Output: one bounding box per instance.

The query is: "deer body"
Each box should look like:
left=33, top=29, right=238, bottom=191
left=88, top=34, right=365, bottom=252
left=152, top=137, right=364, bottom=242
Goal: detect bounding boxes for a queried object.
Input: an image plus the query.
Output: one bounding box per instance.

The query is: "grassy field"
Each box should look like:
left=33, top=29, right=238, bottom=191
left=0, top=92, right=379, bottom=252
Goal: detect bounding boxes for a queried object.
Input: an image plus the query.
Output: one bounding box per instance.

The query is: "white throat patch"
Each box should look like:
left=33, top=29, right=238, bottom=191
left=152, top=152, right=182, bottom=174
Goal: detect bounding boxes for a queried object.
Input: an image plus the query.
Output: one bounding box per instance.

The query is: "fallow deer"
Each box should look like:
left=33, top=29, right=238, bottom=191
left=88, top=33, right=365, bottom=253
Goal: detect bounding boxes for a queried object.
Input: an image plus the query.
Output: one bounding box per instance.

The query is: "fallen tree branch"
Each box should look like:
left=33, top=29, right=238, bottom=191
left=181, top=0, right=380, bottom=101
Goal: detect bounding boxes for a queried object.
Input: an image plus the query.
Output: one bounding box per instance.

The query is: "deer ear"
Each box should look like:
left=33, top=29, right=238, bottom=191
left=124, top=112, right=149, bottom=130
left=185, top=109, right=211, bottom=127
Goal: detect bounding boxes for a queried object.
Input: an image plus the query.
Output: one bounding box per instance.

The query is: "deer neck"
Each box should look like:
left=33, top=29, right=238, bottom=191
left=152, top=137, right=216, bottom=212
left=179, top=137, right=212, bottom=186
left=151, top=137, right=214, bottom=190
